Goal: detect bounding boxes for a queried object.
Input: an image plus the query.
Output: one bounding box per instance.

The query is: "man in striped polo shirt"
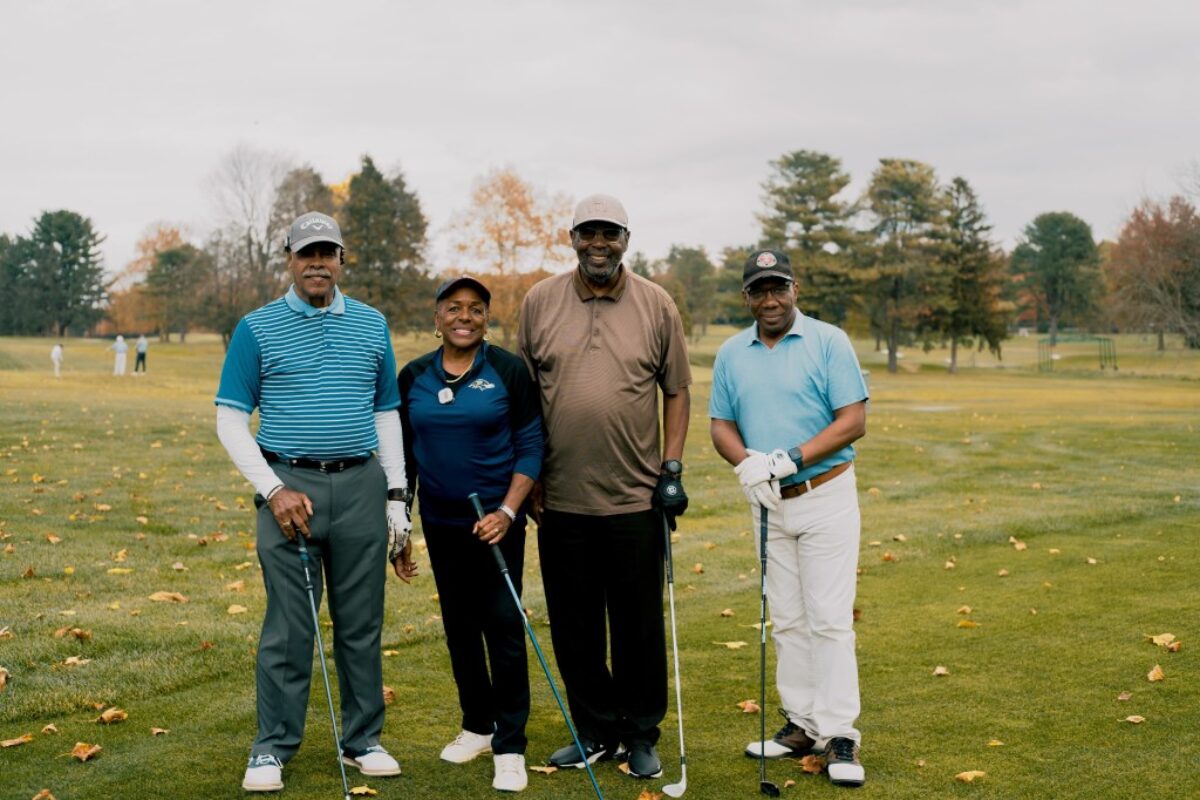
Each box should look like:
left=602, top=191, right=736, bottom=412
left=215, top=212, right=413, bottom=793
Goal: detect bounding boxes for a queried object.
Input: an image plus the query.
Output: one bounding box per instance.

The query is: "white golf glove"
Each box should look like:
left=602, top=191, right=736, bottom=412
left=735, top=448, right=798, bottom=486
left=742, top=478, right=782, bottom=511
left=386, top=500, right=412, bottom=563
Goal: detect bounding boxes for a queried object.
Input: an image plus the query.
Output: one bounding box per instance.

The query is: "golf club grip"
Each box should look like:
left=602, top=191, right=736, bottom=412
left=662, top=511, right=675, bottom=582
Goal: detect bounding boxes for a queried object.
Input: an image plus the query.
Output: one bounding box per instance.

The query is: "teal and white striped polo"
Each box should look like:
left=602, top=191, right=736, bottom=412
left=215, top=287, right=401, bottom=460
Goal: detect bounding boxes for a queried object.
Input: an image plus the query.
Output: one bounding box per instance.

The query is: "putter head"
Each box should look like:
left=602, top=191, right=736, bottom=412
left=760, top=781, right=781, bottom=797
left=663, top=780, right=686, bottom=798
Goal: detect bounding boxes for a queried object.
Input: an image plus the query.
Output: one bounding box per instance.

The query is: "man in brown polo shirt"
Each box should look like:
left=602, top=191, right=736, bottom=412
left=518, top=193, right=691, bottom=780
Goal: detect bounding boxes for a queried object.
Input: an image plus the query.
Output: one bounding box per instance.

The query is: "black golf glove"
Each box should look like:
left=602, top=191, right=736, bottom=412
left=653, top=465, right=688, bottom=531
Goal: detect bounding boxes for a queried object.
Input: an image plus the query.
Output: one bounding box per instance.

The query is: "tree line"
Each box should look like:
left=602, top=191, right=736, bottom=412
left=2, top=147, right=1197, bottom=370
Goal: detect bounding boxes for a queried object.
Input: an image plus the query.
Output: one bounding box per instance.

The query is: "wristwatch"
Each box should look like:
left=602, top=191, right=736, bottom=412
left=786, top=446, right=804, bottom=469
left=387, top=488, right=411, bottom=503
left=661, top=459, right=683, bottom=477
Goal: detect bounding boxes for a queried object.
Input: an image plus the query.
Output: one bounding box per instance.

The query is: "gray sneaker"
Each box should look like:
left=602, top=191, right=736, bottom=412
left=625, top=741, right=662, bottom=779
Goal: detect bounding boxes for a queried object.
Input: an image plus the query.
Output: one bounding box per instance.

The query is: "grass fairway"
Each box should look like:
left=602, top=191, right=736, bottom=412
left=1, top=331, right=1197, bottom=800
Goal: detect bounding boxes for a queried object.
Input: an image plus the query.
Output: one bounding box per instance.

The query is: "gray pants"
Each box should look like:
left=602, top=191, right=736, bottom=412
left=251, top=457, right=388, bottom=761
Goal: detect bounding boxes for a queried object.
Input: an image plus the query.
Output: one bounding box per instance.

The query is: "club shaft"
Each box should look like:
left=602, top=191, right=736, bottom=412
left=758, top=505, right=769, bottom=788
left=469, top=493, right=605, bottom=800
left=299, top=540, right=352, bottom=800
left=662, top=513, right=687, bottom=791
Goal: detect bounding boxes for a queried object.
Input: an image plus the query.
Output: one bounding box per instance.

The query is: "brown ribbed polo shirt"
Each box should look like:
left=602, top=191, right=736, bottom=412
left=519, top=267, right=692, bottom=515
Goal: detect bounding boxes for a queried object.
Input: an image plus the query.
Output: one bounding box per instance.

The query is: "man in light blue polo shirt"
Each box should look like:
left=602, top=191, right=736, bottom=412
left=215, top=211, right=413, bottom=793
left=710, top=249, right=869, bottom=788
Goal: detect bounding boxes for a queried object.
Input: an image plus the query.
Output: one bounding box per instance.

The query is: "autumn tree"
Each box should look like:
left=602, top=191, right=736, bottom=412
left=107, top=224, right=188, bottom=337
left=146, top=244, right=210, bottom=342
left=1010, top=211, right=1099, bottom=345
left=933, top=178, right=1012, bottom=372
left=759, top=150, right=861, bottom=323
left=448, top=167, right=573, bottom=345
left=1105, top=196, right=1200, bottom=349
left=340, top=155, right=431, bottom=331
left=861, top=159, right=951, bottom=372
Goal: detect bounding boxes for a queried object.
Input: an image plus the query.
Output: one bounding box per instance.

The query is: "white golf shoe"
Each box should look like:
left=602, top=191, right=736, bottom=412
left=440, top=729, right=494, bottom=763
left=242, top=753, right=284, bottom=792
left=824, top=737, right=866, bottom=787
left=492, top=753, right=528, bottom=792
left=342, top=744, right=402, bottom=776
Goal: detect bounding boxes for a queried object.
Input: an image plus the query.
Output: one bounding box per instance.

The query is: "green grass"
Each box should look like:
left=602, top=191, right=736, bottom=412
left=1, top=331, right=1197, bottom=800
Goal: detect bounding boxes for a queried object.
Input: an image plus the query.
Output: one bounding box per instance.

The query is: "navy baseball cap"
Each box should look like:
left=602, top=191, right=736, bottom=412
left=742, top=249, right=794, bottom=290
left=435, top=275, right=491, bottom=306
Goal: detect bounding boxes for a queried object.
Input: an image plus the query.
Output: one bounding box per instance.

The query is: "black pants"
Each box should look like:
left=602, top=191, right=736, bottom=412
left=134, top=352, right=146, bottom=372
left=424, top=517, right=530, bottom=755
left=538, top=508, right=666, bottom=747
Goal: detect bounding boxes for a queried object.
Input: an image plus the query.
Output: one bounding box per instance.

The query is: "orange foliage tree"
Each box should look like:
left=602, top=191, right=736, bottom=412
left=447, top=168, right=574, bottom=345
left=107, top=224, right=187, bottom=336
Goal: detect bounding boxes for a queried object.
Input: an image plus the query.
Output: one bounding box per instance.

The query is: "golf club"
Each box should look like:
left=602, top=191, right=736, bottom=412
left=468, top=493, right=605, bottom=800
left=758, top=505, right=780, bottom=797
left=296, top=534, right=353, bottom=800
left=660, top=511, right=688, bottom=798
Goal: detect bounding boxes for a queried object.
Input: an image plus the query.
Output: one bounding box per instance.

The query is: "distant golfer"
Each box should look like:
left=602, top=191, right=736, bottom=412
left=519, top=194, right=691, bottom=780
left=709, top=250, right=869, bottom=788
left=215, top=211, right=409, bottom=793
left=108, top=334, right=128, bottom=375
left=397, top=275, right=543, bottom=793
left=134, top=334, right=148, bottom=374
left=50, top=342, right=63, bottom=377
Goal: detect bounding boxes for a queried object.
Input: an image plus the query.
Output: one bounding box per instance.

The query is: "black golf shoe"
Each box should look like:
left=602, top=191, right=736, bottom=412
left=624, top=741, right=662, bottom=779
left=547, top=738, right=616, bottom=768
left=824, top=736, right=865, bottom=787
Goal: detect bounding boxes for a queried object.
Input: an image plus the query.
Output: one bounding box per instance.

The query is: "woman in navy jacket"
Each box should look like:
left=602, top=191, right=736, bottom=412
left=396, top=275, right=543, bottom=793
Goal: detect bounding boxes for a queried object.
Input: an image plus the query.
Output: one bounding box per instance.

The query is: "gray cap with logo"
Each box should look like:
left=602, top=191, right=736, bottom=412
left=286, top=212, right=344, bottom=252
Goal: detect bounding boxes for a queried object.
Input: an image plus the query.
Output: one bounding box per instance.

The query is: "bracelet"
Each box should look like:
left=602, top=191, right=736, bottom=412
left=265, top=485, right=284, bottom=502
left=498, top=504, right=517, bottom=522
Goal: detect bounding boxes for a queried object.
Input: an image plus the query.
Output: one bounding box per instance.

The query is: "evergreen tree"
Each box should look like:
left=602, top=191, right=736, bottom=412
left=26, top=210, right=107, bottom=336
left=935, top=178, right=1012, bottom=372
left=146, top=243, right=210, bottom=342
left=661, top=245, right=717, bottom=339
left=861, top=159, right=952, bottom=373
left=758, top=150, right=860, bottom=324
left=1010, top=212, right=1099, bottom=345
left=340, top=155, right=431, bottom=330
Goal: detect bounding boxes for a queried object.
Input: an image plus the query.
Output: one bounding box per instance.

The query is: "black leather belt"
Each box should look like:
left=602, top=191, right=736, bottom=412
left=261, top=449, right=369, bottom=473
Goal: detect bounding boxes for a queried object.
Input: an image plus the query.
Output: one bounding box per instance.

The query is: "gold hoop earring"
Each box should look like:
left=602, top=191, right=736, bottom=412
left=483, top=331, right=491, bottom=341
left=434, top=329, right=442, bottom=339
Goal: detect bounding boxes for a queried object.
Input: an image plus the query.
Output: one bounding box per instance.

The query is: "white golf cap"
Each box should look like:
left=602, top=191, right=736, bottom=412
left=571, top=194, right=629, bottom=230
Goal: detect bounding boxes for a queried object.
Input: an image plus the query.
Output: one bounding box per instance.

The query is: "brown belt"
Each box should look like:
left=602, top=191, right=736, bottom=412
left=779, top=461, right=852, bottom=499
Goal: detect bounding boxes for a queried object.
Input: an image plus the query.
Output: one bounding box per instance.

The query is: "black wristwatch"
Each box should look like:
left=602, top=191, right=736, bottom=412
left=387, top=488, right=411, bottom=503
left=787, top=446, right=804, bottom=469
left=661, top=459, right=683, bottom=477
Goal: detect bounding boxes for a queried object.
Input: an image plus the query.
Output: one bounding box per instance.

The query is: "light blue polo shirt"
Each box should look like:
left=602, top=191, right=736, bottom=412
left=709, top=312, right=868, bottom=485
left=215, top=287, right=401, bottom=460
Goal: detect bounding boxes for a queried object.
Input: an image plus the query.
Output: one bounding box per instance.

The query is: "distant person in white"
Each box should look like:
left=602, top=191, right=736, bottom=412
left=109, top=335, right=129, bottom=376
left=50, top=343, right=64, bottom=377
left=134, top=334, right=149, bottom=374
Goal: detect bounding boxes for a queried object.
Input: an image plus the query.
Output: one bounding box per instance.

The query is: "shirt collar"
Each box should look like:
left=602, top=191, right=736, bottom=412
left=571, top=265, right=628, bottom=302
left=748, top=310, right=804, bottom=346
left=285, top=285, right=345, bottom=317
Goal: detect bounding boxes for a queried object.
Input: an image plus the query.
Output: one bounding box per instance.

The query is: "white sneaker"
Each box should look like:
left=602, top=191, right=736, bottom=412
left=440, top=729, right=494, bottom=764
left=242, top=754, right=284, bottom=792
left=342, top=744, right=402, bottom=776
left=492, top=753, right=528, bottom=792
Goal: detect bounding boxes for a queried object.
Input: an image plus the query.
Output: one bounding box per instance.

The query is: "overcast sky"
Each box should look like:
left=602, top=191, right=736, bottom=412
left=4, top=1, right=1198, bottom=277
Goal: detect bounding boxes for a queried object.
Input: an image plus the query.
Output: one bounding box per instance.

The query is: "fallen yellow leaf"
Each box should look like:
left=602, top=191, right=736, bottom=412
left=933, top=665, right=949, bottom=677
left=226, top=580, right=245, bottom=592
left=227, top=605, right=249, bottom=615
left=1147, top=664, right=1164, bottom=682
left=70, top=741, right=102, bottom=761
left=107, top=568, right=134, bottom=575
left=956, top=770, right=986, bottom=783
left=42, top=724, right=58, bottom=734
left=635, top=789, right=663, bottom=800
left=1122, top=715, right=1146, bottom=724
left=348, top=786, right=378, bottom=796
left=720, top=608, right=735, bottom=617
left=382, top=649, right=399, bottom=657
left=62, top=656, right=91, bottom=666
left=96, top=707, right=127, bottom=724
left=799, top=753, right=826, bottom=774
left=713, top=641, right=748, bottom=650
left=736, top=699, right=760, bottom=713
left=1117, top=691, right=1132, bottom=701
left=997, top=569, right=1010, bottom=577
left=691, top=563, right=704, bottom=574
left=956, top=606, right=972, bottom=614
left=46, top=533, right=62, bottom=544
left=529, top=765, right=558, bottom=775
left=382, top=686, right=395, bottom=705
left=893, top=533, right=907, bottom=542
left=1146, top=633, right=1176, bottom=648
left=31, top=790, right=57, bottom=800
left=151, top=727, right=169, bottom=736
left=957, top=620, right=980, bottom=629
left=1086, top=557, right=1098, bottom=565
left=1, top=732, right=33, bottom=747
left=987, top=739, right=1004, bottom=746
left=148, top=591, right=188, bottom=603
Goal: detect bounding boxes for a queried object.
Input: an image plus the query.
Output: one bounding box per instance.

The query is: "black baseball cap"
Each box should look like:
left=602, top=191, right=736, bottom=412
left=435, top=275, right=491, bottom=305
left=742, top=249, right=794, bottom=290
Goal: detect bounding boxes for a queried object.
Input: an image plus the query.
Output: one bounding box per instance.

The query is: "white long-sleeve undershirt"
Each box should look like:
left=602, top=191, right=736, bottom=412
left=215, top=406, right=408, bottom=496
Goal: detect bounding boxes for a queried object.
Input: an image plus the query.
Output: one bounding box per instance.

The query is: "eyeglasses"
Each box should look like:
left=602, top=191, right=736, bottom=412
left=745, top=284, right=794, bottom=302
left=573, top=225, right=625, bottom=242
